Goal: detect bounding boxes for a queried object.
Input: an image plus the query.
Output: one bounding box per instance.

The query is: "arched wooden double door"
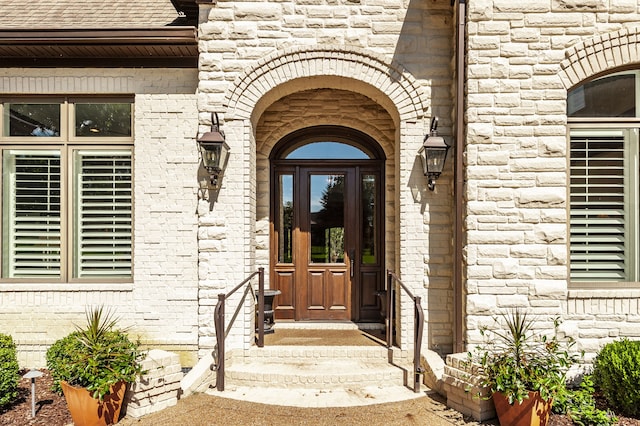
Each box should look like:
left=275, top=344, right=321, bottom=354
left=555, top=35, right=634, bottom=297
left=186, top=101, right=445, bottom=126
left=270, top=127, right=385, bottom=322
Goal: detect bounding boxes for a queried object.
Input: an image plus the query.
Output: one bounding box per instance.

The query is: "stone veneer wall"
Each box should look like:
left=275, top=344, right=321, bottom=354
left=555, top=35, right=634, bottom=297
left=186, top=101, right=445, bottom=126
left=196, top=0, right=456, bottom=354
left=0, top=68, right=200, bottom=367
left=465, top=0, right=640, bottom=358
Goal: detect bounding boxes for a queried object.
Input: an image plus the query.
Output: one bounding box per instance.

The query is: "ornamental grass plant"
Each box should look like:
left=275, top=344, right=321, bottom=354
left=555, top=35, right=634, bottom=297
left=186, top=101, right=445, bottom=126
left=469, top=308, right=579, bottom=405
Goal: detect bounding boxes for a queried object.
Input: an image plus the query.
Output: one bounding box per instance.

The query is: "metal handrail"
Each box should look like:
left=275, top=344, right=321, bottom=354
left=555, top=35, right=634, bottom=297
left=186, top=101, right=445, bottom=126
left=213, top=267, right=265, bottom=391
left=386, top=270, right=425, bottom=393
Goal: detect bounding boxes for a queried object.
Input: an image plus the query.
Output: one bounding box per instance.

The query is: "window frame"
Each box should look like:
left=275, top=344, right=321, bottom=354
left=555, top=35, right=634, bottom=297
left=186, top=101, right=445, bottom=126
left=568, top=70, right=640, bottom=288
left=0, top=96, right=134, bottom=283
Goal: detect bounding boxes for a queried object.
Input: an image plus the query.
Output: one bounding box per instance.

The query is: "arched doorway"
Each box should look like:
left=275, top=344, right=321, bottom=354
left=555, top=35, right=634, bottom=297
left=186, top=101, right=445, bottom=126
left=270, top=126, right=386, bottom=322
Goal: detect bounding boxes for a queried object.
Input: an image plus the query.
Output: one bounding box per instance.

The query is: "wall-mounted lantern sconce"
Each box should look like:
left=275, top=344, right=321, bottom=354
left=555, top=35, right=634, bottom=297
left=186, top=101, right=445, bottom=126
left=419, top=117, right=450, bottom=191
left=197, top=112, right=230, bottom=190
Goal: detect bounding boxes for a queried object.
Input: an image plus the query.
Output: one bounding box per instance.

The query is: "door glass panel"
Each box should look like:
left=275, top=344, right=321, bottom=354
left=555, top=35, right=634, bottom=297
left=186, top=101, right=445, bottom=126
left=361, top=174, right=377, bottom=265
left=278, top=174, right=294, bottom=263
left=286, top=142, right=370, bottom=159
left=310, top=174, right=344, bottom=263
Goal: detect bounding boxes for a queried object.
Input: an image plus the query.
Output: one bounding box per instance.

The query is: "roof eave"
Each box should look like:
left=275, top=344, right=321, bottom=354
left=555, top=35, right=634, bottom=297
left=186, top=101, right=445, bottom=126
left=0, top=27, right=198, bottom=44
left=0, top=27, right=199, bottom=68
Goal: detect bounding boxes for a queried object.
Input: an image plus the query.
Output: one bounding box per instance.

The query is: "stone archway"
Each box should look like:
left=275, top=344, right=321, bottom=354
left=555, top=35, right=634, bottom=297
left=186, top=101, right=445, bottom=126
left=210, top=45, right=433, bottom=348
left=559, top=27, right=640, bottom=90
left=225, top=46, right=431, bottom=295
left=224, top=45, right=428, bottom=124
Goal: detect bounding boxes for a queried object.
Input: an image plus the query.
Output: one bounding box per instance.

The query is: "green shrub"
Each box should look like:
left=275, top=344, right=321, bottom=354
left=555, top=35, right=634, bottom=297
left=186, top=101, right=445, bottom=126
left=592, top=339, right=640, bottom=418
left=46, top=307, right=145, bottom=400
left=45, top=332, right=86, bottom=395
left=0, top=334, right=20, bottom=408
left=553, top=375, right=617, bottom=426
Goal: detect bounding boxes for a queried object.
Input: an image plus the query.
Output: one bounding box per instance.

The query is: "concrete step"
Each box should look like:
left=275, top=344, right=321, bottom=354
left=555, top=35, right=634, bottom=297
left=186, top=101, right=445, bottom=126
left=225, top=346, right=413, bottom=390
left=241, top=344, right=406, bottom=360
left=208, top=384, right=425, bottom=407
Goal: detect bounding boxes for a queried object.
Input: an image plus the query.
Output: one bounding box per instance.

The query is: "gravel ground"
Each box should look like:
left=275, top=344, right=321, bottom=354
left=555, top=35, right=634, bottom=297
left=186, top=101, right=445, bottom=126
left=117, top=391, right=487, bottom=426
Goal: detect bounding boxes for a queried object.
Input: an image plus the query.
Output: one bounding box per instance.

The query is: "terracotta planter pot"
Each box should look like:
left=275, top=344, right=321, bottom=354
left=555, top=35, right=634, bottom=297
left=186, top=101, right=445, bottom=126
left=492, top=391, right=553, bottom=426
left=60, top=380, right=127, bottom=426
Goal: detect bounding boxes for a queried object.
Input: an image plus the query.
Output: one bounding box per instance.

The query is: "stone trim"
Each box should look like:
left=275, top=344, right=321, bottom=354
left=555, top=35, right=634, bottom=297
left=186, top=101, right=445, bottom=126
left=559, top=27, right=640, bottom=90
left=224, top=45, right=427, bottom=122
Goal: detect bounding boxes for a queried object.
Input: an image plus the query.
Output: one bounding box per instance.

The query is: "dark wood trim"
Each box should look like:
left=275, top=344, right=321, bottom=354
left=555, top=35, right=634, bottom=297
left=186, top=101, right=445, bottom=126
left=0, top=57, right=198, bottom=68
left=0, top=28, right=197, bottom=44
left=0, top=28, right=198, bottom=68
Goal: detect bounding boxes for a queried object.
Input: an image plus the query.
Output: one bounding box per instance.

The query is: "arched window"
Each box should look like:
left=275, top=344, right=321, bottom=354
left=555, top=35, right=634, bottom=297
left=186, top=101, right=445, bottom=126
left=285, top=142, right=371, bottom=159
left=568, top=71, right=640, bottom=284
left=271, top=125, right=385, bottom=161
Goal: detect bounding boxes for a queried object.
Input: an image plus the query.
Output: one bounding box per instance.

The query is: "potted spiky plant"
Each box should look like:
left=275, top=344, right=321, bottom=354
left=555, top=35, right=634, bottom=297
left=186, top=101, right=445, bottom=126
left=46, top=306, right=144, bottom=426
left=470, top=309, right=578, bottom=426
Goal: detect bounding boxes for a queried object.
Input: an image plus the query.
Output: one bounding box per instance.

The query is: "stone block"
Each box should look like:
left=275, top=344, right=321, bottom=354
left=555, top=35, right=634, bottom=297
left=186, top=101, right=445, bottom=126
left=443, top=353, right=496, bottom=422
left=124, top=350, right=183, bottom=419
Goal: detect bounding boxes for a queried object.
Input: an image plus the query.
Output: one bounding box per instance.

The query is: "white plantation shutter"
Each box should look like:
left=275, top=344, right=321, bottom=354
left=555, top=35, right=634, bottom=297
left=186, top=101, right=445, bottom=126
left=2, top=150, right=61, bottom=278
left=73, top=150, right=132, bottom=278
left=570, top=131, right=630, bottom=281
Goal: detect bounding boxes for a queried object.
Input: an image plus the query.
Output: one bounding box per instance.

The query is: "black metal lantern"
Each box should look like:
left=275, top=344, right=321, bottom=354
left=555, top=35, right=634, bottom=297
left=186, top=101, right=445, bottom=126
left=197, top=113, right=229, bottom=190
left=419, top=117, right=450, bottom=191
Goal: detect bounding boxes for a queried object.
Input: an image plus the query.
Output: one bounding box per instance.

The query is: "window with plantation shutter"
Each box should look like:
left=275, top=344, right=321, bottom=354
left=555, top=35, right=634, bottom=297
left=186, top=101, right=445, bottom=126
left=569, top=70, right=640, bottom=286
left=569, top=131, right=629, bottom=281
left=73, top=150, right=132, bottom=278
left=2, top=150, right=61, bottom=278
left=0, top=97, right=133, bottom=282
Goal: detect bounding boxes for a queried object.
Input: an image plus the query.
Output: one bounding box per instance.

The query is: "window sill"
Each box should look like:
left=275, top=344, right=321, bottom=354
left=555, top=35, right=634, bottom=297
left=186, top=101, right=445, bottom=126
left=568, top=286, right=640, bottom=299
left=0, top=282, right=134, bottom=292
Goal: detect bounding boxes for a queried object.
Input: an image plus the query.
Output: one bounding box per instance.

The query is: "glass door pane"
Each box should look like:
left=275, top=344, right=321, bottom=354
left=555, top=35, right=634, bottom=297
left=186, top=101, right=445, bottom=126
left=309, top=174, right=345, bottom=263
left=361, top=174, right=377, bottom=265
left=278, top=174, right=294, bottom=263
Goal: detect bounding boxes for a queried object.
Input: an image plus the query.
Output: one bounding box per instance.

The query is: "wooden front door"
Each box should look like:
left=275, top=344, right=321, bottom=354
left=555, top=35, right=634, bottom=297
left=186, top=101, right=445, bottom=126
left=298, top=168, right=353, bottom=320
left=271, top=153, right=384, bottom=322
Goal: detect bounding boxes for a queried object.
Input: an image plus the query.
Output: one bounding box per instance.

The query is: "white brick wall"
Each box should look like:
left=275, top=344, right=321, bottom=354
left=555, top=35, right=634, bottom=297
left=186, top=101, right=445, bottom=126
left=0, top=68, right=200, bottom=367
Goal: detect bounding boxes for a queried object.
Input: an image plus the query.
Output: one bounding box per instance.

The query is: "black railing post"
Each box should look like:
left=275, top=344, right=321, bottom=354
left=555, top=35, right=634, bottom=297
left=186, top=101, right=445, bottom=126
left=414, top=295, right=424, bottom=393
left=214, top=293, right=226, bottom=391
left=257, top=267, right=265, bottom=347
left=386, top=270, right=393, bottom=349
left=386, top=270, right=425, bottom=393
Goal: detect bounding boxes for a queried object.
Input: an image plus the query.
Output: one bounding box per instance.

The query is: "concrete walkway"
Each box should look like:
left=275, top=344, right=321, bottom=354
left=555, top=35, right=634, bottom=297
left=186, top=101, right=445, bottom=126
left=206, top=384, right=425, bottom=407
left=206, top=388, right=467, bottom=425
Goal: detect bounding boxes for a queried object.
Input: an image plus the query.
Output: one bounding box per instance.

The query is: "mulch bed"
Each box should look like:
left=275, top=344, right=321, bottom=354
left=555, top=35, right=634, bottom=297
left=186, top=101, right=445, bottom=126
left=1, top=369, right=639, bottom=425
left=0, top=369, right=72, bottom=426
